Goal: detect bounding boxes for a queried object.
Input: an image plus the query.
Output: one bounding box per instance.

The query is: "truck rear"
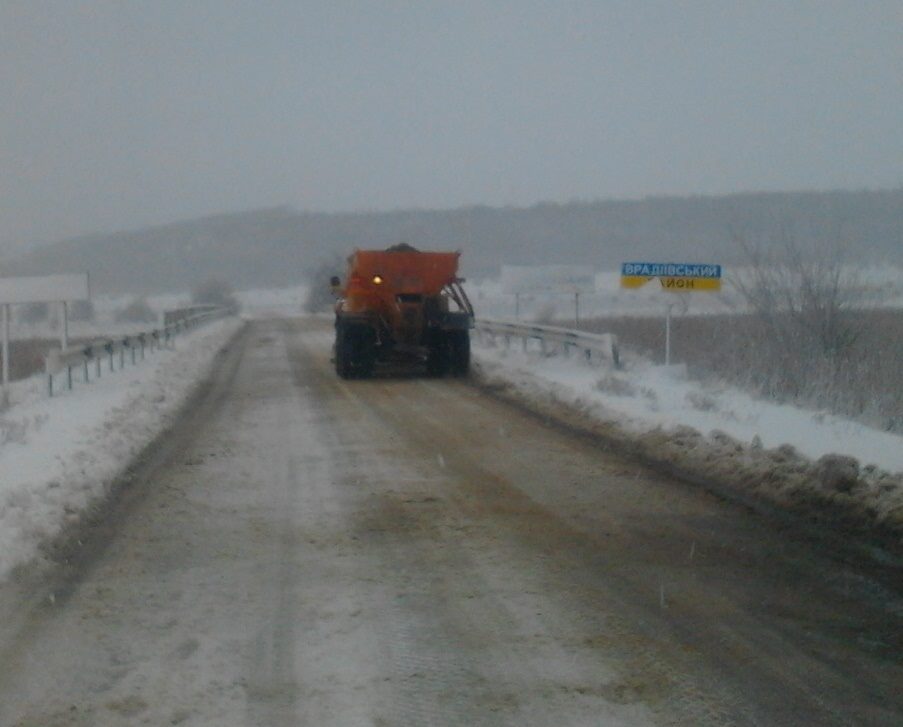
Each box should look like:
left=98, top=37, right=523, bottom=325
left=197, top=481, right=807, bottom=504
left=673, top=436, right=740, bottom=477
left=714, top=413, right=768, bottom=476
left=333, top=244, right=474, bottom=378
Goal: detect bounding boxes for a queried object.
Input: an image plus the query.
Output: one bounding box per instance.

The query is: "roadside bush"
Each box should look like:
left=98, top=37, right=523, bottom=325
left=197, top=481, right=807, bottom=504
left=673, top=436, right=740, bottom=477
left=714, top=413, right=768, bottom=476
left=6, top=339, right=60, bottom=381
left=534, top=302, right=558, bottom=324
left=580, top=229, right=903, bottom=430
left=192, top=278, right=239, bottom=312
left=581, top=309, right=903, bottom=433
left=115, top=298, right=157, bottom=324
left=68, top=299, right=95, bottom=322
left=18, top=302, right=49, bottom=324
left=303, top=256, right=344, bottom=313
left=728, top=233, right=866, bottom=399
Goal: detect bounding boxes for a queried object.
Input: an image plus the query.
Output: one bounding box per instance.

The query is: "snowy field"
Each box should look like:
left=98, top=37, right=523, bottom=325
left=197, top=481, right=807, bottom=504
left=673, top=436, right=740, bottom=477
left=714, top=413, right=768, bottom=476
left=0, top=318, right=243, bottom=581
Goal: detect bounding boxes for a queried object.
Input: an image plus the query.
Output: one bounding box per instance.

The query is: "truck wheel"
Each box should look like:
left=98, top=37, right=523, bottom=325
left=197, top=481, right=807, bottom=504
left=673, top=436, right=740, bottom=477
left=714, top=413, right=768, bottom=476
left=426, top=331, right=449, bottom=376
left=334, top=323, right=353, bottom=378
left=353, top=326, right=376, bottom=378
left=448, top=330, right=470, bottom=376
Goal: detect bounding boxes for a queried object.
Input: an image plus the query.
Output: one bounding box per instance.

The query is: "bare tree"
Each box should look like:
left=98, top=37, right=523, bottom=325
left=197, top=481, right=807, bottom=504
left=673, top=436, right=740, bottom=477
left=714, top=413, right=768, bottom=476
left=734, top=229, right=862, bottom=348
left=115, top=298, right=157, bottom=324
left=730, top=228, right=869, bottom=406
left=69, top=299, right=95, bottom=322
left=18, top=302, right=49, bottom=325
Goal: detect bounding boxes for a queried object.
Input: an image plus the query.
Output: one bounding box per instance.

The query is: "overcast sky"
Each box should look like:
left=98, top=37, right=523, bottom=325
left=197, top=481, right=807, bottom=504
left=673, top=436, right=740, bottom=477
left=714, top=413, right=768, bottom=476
left=1, top=1, right=901, bottom=246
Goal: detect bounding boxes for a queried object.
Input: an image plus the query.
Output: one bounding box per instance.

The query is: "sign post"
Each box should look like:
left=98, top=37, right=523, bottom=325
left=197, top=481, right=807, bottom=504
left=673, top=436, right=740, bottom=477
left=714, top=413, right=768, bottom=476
left=620, top=262, right=722, bottom=365
left=665, top=303, right=674, bottom=366
left=1, top=305, right=9, bottom=405
left=61, top=301, right=69, bottom=349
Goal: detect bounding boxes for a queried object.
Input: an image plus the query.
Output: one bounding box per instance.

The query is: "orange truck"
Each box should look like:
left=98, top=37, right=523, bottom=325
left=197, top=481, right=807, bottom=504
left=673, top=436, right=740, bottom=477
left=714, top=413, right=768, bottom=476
left=332, top=244, right=474, bottom=378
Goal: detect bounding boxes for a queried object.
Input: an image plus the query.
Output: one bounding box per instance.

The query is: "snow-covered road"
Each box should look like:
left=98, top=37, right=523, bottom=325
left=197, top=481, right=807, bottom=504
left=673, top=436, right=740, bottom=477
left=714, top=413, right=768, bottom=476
left=0, top=318, right=900, bottom=726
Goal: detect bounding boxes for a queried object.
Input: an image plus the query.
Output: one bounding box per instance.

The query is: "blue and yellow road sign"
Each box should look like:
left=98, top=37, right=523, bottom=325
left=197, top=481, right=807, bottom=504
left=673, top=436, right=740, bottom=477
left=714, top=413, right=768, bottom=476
left=620, top=262, right=722, bottom=291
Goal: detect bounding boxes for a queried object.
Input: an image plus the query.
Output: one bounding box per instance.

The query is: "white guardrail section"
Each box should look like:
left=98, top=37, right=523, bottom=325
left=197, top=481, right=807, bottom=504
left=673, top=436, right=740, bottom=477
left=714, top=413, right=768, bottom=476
left=475, top=318, right=621, bottom=369
left=44, top=306, right=229, bottom=397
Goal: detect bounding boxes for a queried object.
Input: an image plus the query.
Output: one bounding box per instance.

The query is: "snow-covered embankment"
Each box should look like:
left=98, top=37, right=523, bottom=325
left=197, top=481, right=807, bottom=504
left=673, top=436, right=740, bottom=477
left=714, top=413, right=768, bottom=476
left=473, top=340, right=903, bottom=548
left=0, top=318, right=244, bottom=581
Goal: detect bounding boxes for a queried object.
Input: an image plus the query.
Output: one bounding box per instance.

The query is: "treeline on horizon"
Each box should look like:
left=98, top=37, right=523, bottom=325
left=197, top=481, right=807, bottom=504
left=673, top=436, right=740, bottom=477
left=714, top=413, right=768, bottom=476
left=5, top=189, right=901, bottom=294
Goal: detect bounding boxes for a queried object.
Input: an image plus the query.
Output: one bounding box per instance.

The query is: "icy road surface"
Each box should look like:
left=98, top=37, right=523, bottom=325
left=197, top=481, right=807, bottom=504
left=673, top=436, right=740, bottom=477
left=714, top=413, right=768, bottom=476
left=0, top=318, right=900, bottom=726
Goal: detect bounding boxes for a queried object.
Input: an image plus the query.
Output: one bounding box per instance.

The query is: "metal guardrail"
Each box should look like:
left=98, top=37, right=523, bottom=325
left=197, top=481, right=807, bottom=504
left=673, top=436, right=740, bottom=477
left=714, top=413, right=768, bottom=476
left=475, top=318, right=620, bottom=369
left=44, top=307, right=229, bottom=396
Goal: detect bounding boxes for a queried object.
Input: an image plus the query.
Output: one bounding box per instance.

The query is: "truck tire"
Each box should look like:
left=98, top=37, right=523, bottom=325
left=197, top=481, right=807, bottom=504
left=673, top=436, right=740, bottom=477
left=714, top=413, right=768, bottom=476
left=426, top=330, right=449, bottom=377
left=334, top=322, right=353, bottom=378
left=353, top=326, right=376, bottom=378
left=448, top=329, right=470, bottom=376
left=335, top=322, right=376, bottom=379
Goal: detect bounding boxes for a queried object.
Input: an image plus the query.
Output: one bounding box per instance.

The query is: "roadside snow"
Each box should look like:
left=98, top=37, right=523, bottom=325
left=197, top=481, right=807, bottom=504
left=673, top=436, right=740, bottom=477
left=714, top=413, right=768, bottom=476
left=476, top=346, right=903, bottom=474
left=473, top=333, right=903, bottom=537
left=0, top=318, right=242, bottom=581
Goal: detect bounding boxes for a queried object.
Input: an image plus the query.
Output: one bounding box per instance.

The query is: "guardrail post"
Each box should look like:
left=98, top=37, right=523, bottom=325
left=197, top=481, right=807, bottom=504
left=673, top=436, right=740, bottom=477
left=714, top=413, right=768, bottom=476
left=41, top=306, right=229, bottom=399
left=1, top=303, right=9, bottom=403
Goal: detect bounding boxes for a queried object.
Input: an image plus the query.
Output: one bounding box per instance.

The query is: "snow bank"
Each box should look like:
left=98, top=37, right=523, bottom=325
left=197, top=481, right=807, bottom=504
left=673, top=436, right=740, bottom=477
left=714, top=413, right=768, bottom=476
left=473, top=337, right=903, bottom=544
left=0, top=318, right=243, bottom=581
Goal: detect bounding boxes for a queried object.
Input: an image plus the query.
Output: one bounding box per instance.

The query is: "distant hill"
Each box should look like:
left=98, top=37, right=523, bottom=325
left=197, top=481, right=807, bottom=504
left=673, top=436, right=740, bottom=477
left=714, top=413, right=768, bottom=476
left=4, top=190, right=901, bottom=294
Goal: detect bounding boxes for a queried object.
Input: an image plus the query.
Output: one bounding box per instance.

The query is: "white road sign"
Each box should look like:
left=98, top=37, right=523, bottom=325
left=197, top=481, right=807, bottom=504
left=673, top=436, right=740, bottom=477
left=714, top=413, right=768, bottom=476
left=0, top=273, right=90, bottom=305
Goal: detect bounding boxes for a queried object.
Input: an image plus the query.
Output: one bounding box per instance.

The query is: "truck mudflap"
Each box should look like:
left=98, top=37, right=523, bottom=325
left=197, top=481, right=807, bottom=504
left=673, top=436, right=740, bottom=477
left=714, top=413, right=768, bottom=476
left=425, top=327, right=470, bottom=377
